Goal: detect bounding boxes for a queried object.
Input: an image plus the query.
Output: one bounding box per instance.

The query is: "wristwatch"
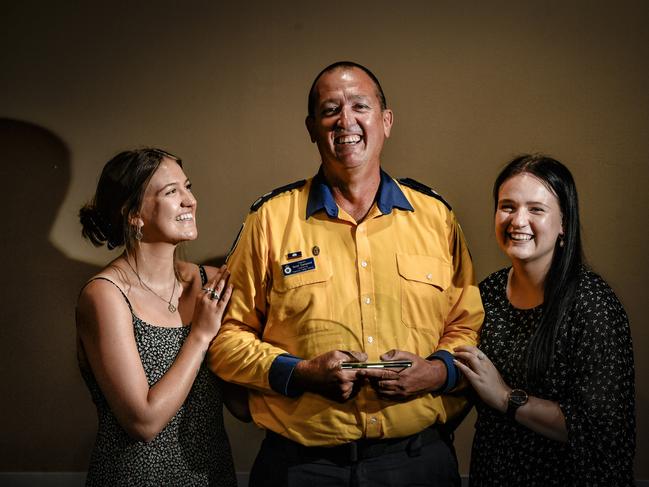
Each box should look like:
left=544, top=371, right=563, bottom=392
left=506, top=389, right=528, bottom=420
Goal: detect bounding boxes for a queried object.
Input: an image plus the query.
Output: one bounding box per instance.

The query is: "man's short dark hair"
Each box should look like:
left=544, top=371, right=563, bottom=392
left=307, top=61, right=387, bottom=118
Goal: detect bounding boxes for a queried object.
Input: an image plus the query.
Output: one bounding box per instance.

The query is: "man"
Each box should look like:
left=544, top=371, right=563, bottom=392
left=209, top=61, right=483, bottom=486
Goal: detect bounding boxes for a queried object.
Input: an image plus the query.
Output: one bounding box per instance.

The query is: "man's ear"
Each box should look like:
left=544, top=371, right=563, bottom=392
left=382, top=109, right=394, bottom=138
left=305, top=116, right=316, bottom=143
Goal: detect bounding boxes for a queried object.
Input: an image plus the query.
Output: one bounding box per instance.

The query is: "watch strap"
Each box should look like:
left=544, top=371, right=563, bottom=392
left=506, top=389, right=528, bottom=420
left=506, top=400, right=520, bottom=420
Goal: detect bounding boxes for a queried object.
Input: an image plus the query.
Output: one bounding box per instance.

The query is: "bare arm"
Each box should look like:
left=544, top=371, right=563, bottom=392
left=77, top=270, right=232, bottom=442
left=454, top=345, right=567, bottom=442
left=515, top=396, right=567, bottom=442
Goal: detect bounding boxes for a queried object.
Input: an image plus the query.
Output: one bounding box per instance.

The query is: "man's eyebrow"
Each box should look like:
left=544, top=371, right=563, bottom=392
left=319, top=94, right=372, bottom=106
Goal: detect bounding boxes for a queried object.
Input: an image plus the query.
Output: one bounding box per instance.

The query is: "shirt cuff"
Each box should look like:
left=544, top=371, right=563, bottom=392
left=427, top=349, right=460, bottom=393
left=269, top=353, right=304, bottom=398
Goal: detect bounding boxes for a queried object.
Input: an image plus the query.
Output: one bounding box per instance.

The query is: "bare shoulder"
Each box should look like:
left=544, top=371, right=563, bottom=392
left=178, top=260, right=223, bottom=279
left=79, top=263, right=126, bottom=301
left=176, top=260, right=203, bottom=285
left=176, top=261, right=210, bottom=299
left=176, top=261, right=226, bottom=299
left=200, top=264, right=221, bottom=281
left=77, top=265, right=133, bottom=331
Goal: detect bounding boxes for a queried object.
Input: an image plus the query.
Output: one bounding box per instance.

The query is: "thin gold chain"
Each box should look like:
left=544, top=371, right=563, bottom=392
left=124, top=258, right=178, bottom=313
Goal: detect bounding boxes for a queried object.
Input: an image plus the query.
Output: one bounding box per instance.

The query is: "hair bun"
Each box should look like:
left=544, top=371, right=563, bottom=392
left=79, top=205, right=121, bottom=249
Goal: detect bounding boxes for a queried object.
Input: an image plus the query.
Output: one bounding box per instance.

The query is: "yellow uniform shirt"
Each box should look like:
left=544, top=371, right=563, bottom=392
left=209, top=169, right=483, bottom=446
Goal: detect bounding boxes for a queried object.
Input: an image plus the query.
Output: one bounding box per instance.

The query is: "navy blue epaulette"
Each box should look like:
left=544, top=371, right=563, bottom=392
left=250, top=179, right=307, bottom=211
left=398, top=177, right=452, bottom=211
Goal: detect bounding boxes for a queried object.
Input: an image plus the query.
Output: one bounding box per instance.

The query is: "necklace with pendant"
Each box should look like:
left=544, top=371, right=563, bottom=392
left=125, top=258, right=178, bottom=313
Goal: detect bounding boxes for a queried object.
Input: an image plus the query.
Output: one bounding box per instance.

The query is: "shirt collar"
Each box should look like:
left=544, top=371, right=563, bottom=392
left=306, top=166, right=414, bottom=219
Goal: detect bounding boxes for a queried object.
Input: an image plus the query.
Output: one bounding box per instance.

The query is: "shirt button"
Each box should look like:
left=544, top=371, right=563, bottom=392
left=426, top=273, right=433, bottom=280
left=364, top=297, right=371, bottom=304
left=367, top=336, right=374, bottom=344
left=361, top=260, right=368, bottom=268
left=369, top=417, right=378, bottom=424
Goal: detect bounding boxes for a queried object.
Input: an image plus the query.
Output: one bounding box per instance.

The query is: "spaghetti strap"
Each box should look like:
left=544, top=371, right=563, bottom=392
left=198, top=264, right=208, bottom=286
left=83, top=277, right=134, bottom=313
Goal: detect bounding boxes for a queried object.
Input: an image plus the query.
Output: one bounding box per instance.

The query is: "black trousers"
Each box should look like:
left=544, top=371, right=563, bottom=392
left=249, top=427, right=461, bottom=487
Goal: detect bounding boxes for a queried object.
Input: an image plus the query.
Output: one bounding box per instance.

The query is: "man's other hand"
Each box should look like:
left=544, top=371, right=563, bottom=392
left=360, top=350, right=447, bottom=401
left=292, top=350, right=368, bottom=402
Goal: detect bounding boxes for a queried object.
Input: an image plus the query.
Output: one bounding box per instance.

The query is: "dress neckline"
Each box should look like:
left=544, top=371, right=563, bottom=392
left=499, top=268, right=543, bottom=313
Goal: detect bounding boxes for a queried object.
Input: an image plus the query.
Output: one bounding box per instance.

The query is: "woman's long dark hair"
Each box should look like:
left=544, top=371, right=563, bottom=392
left=494, top=154, right=584, bottom=385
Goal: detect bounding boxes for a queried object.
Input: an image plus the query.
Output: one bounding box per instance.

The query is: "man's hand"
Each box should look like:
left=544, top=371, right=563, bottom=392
left=360, top=350, right=447, bottom=401
left=291, top=350, right=368, bottom=403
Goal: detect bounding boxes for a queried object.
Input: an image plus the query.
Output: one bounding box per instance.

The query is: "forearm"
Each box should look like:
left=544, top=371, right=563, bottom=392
left=437, top=287, right=483, bottom=351
left=454, top=347, right=567, bottom=442
left=489, top=384, right=568, bottom=442
left=209, top=325, right=288, bottom=391
left=437, top=218, right=483, bottom=351
left=513, top=395, right=568, bottom=442
left=127, top=332, right=210, bottom=441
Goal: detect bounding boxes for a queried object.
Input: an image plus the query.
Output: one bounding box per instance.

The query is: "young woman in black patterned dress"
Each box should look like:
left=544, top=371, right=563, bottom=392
left=454, top=154, right=635, bottom=486
left=77, top=148, right=249, bottom=486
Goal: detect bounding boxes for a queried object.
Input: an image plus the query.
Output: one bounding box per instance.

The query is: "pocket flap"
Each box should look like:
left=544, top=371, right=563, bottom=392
left=396, top=254, right=451, bottom=291
left=272, top=256, right=332, bottom=291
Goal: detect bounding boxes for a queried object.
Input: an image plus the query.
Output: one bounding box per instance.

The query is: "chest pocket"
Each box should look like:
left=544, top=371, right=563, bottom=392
left=267, top=255, right=334, bottom=341
left=397, top=254, right=451, bottom=336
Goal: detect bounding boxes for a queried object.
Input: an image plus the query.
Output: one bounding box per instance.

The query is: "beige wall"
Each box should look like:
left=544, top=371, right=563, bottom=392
left=1, top=0, right=647, bottom=478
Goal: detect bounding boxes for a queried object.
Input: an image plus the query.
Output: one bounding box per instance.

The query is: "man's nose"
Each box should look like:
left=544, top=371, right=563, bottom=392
left=336, top=106, right=354, bottom=129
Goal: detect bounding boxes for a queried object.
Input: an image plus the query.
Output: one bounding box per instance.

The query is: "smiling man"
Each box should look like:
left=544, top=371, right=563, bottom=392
left=209, top=61, right=484, bottom=487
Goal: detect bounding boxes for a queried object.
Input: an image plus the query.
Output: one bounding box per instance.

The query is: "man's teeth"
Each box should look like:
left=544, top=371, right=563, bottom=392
left=336, top=135, right=361, bottom=144
left=176, top=214, right=193, bottom=221
left=510, top=233, right=532, bottom=241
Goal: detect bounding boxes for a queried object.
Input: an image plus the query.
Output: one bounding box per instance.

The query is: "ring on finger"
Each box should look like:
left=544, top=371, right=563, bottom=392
left=202, top=287, right=215, bottom=293
left=209, top=290, right=220, bottom=300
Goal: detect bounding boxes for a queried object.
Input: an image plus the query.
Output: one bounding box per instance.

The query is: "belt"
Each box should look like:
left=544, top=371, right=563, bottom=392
left=265, top=426, right=443, bottom=463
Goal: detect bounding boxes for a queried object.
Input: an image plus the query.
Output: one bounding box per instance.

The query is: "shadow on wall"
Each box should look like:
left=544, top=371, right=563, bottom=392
left=0, top=119, right=99, bottom=470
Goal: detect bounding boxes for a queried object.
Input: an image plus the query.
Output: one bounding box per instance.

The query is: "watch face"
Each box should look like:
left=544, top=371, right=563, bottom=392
left=510, top=389, right=528, bottom=407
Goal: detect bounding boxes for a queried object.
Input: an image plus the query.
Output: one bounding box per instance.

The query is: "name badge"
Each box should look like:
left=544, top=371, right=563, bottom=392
left=282, top=257, right=316, bottom=276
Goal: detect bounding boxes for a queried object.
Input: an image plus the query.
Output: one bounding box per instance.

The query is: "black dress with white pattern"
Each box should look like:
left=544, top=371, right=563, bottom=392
left=469, top=267, right=635, bottom=487
left=80, top=268, right=237, bottom=486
